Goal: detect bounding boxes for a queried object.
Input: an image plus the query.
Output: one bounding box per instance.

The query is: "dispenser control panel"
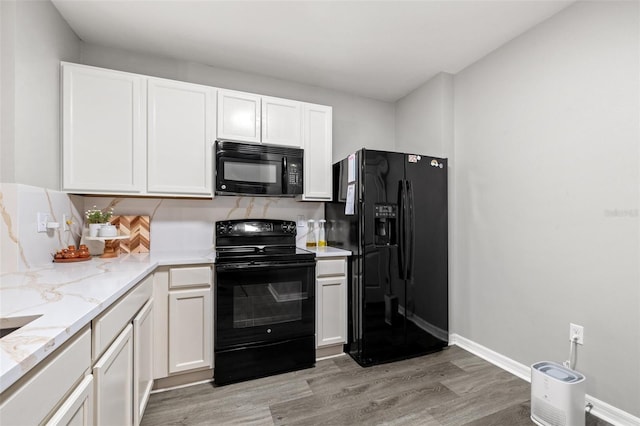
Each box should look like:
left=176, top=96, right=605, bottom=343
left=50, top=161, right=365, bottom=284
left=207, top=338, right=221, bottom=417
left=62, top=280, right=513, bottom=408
left=374, top=204, right=397, bottom=218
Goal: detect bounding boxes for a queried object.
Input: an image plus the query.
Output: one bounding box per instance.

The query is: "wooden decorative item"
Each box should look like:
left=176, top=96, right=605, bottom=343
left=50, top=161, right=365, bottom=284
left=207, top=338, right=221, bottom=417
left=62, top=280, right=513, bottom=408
left=109, top=215, right=151, bottom=254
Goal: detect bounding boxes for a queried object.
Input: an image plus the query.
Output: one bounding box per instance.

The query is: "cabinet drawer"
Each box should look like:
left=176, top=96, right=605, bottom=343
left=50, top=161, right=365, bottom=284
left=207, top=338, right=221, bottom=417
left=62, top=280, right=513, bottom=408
left=169, top=266, right=211, bottom=289
left=92, top=275, right=152, bottom=360
left=317, top=258, right=346, bottom=277
left=0, top=327, right=91, bottom=425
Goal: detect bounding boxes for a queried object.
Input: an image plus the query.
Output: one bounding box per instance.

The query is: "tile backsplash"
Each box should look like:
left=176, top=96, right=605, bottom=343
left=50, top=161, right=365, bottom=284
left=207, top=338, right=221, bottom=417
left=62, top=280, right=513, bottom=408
left=1, top=183, right=323, bottom=273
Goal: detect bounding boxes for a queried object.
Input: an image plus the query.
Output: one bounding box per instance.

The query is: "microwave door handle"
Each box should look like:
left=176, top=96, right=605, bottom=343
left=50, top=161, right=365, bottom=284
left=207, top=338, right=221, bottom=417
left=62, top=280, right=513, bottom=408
left=282, top=156, right=288, bottom=193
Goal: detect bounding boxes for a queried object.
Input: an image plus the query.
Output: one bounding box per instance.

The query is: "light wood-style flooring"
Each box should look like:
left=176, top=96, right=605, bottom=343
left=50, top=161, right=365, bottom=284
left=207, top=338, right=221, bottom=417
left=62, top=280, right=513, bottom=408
left=141, top=346, right=609, bottom=425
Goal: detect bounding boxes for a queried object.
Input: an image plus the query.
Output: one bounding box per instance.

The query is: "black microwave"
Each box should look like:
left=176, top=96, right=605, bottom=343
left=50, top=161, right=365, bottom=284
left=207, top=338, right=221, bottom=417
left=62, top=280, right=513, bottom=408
left=215, top=140, right=303, bottom=196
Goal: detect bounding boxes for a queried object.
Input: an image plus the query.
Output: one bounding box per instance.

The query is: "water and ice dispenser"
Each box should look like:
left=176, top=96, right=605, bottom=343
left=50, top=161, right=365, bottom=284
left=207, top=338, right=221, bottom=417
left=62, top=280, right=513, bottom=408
left=374, top=203, right=397, bottom=246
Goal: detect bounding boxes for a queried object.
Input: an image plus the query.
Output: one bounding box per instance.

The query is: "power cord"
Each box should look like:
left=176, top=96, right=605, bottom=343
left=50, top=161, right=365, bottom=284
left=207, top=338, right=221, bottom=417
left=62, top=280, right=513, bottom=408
left=563, top=335, right=579, bottom=370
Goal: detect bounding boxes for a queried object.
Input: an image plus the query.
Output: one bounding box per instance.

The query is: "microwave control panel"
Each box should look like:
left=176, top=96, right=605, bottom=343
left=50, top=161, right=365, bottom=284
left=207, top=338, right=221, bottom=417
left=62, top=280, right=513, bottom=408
left=286, top=162, right=303, bottom=193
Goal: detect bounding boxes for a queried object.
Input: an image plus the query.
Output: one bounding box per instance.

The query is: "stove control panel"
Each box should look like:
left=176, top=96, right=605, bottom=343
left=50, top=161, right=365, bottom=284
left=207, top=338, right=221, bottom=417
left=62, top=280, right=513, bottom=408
left=216, top=219, right=297, bottom=237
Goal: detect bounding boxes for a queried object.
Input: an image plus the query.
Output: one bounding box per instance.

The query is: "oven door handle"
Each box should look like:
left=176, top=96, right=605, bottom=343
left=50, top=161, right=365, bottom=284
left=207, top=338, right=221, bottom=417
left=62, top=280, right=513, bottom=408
left=216, top=261, right=316, bottom=271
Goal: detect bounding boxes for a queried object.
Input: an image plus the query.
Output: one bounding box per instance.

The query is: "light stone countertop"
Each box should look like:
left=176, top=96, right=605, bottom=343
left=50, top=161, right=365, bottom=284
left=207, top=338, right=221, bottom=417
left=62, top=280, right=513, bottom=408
left=0, top=250, right=215, bottom=394
left=302, top=246, right=352, bottom=257
left=0, top=247, right=349, bottom=394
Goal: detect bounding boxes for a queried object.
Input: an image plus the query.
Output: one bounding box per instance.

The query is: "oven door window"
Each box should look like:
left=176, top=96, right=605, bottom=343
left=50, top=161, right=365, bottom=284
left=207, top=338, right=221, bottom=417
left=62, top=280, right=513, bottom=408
left=216, top=263, right=315, bottom=349
left=234, top=280, right=305, bottom=327
left=224, top=160, right=278, bottom=184
left=216, top=155, right=284, bottom=195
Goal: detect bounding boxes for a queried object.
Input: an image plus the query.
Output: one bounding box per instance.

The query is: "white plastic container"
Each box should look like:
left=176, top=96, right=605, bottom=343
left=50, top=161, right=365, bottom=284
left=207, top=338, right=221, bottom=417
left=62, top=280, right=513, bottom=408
left=531, top=361, right=586, bottom=426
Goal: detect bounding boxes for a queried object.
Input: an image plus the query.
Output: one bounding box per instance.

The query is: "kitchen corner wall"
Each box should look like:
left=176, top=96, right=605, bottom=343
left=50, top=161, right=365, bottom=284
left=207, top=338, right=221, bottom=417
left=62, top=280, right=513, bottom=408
left=452, top=0, right=639, bottom=417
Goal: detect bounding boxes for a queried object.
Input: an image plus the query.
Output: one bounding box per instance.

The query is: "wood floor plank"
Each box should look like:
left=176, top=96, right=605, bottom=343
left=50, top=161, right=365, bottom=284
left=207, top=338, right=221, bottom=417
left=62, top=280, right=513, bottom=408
left=441, top=362, right=519, bottom=396
left=462, top=400, right=533, bottom=426
left=428, top=377, right=531, bottom=425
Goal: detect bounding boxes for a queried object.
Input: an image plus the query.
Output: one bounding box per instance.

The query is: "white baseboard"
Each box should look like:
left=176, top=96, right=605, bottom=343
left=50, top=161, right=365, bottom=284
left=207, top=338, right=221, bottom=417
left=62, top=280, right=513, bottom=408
left=449, top=333, right=640, bottom=426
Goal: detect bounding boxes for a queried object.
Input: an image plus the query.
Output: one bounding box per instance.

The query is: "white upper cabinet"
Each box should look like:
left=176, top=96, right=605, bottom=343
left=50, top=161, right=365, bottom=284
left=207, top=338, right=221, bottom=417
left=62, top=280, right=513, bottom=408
left=261, top=96, right=302, bottom=147
left=217, top=91, right=303, bottom=148
left=147, top=78, right=215, bottom=196
left=61, top=63, right=333, bottom=200
left=302, top=103, right=333, bottom=200
left=217, top=89, right=261, bottom=143
left=62, top=62, right=146, bottom=194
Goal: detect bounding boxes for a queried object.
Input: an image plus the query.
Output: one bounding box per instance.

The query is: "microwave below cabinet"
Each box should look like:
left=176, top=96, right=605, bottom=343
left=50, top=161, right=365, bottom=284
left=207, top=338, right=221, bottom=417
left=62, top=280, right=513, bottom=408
left=215, top=140, right=303, bottom=196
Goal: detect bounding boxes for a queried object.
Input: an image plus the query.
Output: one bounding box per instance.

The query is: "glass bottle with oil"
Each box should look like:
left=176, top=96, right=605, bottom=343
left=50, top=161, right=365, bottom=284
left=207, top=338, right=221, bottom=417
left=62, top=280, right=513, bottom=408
left=306, top=220, right=316, bottom=248
left=318, top=219, right=327, bottom=248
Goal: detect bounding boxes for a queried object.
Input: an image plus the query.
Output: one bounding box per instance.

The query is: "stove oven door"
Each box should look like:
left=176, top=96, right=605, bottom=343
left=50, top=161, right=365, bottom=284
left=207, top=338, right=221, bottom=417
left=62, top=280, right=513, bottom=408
left=215, top=259, right=316, bottom=350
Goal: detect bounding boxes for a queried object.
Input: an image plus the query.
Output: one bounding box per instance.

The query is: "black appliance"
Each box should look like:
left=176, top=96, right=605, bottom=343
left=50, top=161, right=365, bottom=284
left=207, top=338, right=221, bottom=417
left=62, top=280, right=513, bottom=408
left=325, top=149, right=448, bottom=367
left=215, top=140, right=303, bottom=196
left=214, top=219, right=316, bottom=385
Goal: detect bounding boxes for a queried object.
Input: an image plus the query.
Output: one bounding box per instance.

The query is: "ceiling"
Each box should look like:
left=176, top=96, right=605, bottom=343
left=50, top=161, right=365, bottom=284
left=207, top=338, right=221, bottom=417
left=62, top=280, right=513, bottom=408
left=51, top=0, right=575, bottom=102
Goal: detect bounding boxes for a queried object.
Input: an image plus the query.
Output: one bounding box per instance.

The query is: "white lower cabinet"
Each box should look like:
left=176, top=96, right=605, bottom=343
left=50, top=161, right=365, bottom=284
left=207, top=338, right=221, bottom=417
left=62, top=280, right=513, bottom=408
left=93, top=324, right=134, bottom=426
left=152, top=265, right=213, bottom=383
left=317, top=276, right=347, bottom=346
left=46, top=375, right=94, bottom=426
left=168, top=288, right=212, bottom=373
left=316, top=257, right=348, bottom=348
left=90, top=275, right=153, bottom=426
left=133, top=299, right=154, bottom=426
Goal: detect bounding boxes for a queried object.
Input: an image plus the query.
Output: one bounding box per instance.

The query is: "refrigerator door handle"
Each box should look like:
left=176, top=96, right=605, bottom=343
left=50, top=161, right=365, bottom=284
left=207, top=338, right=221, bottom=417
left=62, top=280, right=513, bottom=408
left=398, top=179, right=409, bottom=280
left=406, top=179, right=415, bottom=280
left=397, top=179, right=405, bottom=279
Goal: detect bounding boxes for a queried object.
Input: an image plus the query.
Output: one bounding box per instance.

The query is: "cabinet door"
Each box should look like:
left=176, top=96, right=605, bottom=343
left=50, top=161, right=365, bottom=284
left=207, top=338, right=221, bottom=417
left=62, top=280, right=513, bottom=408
left=93, top=324, right=133, bottom=426
left=62, top=63, right=145, bottom=194
left=147, top=78, right=215, bottom=196
left=317, top=276, right=346, bottom=347
left=45, top=375, right=94, bottom=426
left=261, top=96, right=302, bottom=147
left=133, top=299, right=153, bottom=426
left=217, top=89, right=261, bottom=143
left=302, top=103, right=333, bottom=200
left=168, top=288, right=212, bottom=373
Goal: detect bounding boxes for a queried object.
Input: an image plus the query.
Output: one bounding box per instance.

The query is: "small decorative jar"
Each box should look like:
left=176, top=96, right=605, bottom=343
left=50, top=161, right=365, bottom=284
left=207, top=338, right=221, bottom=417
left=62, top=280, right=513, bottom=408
left=78, top=244, right=90, bottom=258
left=89, top=223, right=104, bottom=237
left=98, top=224, right=118, bottom=237
left=64, top=246, right=77, bottom=258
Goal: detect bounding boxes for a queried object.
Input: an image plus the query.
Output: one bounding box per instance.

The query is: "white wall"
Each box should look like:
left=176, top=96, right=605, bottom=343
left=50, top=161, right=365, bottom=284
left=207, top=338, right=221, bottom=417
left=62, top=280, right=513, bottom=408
left=395, top=72, right=454, bottom=159
left=1, top=0, right=17, bottom=184
left=8, top=0, right=80, bottom=188
left=453, top=0, right=639, bottom=416
left=79, top=43, right=396, bottom=163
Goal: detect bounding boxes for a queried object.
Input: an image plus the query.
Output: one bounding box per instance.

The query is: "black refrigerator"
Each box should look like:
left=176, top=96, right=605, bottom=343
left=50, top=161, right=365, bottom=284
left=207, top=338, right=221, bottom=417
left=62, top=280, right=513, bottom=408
left=325, top=148, right=448, bottom=367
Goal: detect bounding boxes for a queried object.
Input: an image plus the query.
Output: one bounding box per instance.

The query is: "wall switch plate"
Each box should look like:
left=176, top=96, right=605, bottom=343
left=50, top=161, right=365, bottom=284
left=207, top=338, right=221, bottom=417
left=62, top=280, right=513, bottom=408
left=37, top=212, right=49, bottom=233
left=569, top=323, right=584, bottom=345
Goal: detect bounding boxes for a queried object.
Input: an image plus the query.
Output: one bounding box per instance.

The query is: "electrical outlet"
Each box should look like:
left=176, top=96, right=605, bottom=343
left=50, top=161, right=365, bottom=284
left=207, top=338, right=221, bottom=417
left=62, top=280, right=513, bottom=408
left=569, top=323, right=584, bottom=345
left=62, top=214, right=72, bottom=231
left=37, top=212, right=49, bottom=233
